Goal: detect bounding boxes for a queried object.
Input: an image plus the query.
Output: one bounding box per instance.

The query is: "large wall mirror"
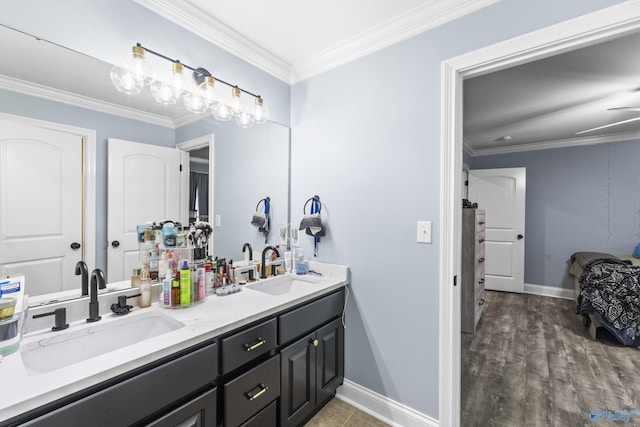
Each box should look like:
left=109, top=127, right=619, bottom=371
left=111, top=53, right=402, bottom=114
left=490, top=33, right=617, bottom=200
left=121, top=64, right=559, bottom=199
left=0, top=25, right=290, bottom=302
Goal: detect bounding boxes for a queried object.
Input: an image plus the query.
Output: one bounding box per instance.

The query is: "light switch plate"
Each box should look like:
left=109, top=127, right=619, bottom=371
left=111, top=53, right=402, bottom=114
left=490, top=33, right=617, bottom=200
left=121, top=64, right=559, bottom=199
left=417, top=221, right=432, bottom=243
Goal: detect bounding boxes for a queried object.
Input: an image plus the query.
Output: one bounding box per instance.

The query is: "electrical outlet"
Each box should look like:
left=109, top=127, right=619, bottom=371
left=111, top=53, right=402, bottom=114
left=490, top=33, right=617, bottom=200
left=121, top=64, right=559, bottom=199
left=215, top=215, right=221, bottom=227
left=417, top=221, right=432, bottom=243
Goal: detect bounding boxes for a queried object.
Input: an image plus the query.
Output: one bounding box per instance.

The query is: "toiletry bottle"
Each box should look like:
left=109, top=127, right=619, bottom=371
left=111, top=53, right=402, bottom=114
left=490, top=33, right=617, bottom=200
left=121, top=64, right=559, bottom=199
left=284, top=246, right=292, bottom=273
left=149, top=246, right=159, bottom=281
left=228, top=260, right=234, bottom=284
left=205, top=263, right=214, bottom=294
left=131, top=267, right=141, bottom=288
left=158, top=250, right=168, bottom=280
left=179, top=260, right=191, bottom=307
left=172, top=271, right=180, bottom=307
left=197, top=267, right=206, bottom=300
left=139, top=269, right=152, bottom=308
left=162, top=269, right=172, bottom=306
left=191, top=265, right=197, bottom=303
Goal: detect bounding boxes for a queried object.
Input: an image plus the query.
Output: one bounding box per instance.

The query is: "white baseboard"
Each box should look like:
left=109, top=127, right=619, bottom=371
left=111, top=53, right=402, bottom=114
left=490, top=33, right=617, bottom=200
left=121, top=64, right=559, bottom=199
left=335, top=379, right=439, bottom=427
left=524, top=283, right=574, bottom=300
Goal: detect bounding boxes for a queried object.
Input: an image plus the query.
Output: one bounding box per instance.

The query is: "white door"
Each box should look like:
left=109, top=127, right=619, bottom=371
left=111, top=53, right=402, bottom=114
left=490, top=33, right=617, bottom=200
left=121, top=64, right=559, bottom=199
left=0, top=120, right=83, bottom=296
left=468, top=167, right=526, bottom=293
left=107, top=138, right=182, bottom=282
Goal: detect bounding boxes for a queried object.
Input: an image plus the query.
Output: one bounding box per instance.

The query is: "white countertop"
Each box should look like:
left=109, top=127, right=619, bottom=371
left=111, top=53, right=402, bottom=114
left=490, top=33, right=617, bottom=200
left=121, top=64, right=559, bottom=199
left=0, top=261, right=348, bottom=423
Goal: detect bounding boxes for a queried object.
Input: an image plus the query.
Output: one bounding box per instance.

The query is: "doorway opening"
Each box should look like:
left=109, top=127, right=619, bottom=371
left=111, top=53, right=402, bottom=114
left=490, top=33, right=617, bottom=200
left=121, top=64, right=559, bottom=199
left=439, top=4, right=640, bottom=426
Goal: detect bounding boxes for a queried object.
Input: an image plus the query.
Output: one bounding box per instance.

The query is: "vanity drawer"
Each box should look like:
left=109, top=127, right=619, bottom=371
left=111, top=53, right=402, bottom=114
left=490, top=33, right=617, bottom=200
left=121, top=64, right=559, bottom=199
left=279, top=289, right=344, bottom=345
left=222, top=318, right=277, bottom=375
left=224, top=355, right=280, bottom=427
left=240, top=399, right=277, bottom=427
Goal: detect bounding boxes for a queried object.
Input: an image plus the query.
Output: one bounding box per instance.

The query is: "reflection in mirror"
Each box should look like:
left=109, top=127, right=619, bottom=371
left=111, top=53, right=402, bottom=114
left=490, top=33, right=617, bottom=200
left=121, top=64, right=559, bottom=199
left=0, top=25, right=290, bottom=305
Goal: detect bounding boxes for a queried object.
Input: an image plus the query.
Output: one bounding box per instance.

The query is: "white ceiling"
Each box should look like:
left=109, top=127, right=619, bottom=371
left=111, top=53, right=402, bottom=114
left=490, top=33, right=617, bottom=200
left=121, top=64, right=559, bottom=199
left=464, top=30, right=640, bottom=156
left=133, top=0, right=499, bottom=82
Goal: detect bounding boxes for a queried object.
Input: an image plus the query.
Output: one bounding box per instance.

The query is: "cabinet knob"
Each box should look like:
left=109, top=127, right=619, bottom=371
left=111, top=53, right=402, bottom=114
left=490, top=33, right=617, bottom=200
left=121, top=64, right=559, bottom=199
left=70, top=242, right=81, bottom=250
left=478, top=257, right=485, bottom=263
left=310, top=339, right=319, bottom=347
left=479, top=298, right=485, bottom=306
left=478, top=238, right=485, bottom=243
left=111, top=240, right=120, bottom=248
left=478, top=278, right=485, bottom=284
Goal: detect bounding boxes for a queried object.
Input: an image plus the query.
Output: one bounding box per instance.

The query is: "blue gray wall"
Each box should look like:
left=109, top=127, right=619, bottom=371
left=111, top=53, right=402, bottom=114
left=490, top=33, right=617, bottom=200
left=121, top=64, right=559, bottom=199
left=2, top=0, right=630, bottom=421
left=469, top=139, right=640, bottom=290
left=290, top=0, right=624, bottom=417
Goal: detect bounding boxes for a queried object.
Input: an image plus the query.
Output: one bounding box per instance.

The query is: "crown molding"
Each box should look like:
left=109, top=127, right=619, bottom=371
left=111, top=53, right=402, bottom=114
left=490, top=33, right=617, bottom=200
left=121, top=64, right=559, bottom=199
left=0, top=75, right=176, bottom=128
left=134, top=0, right=292, bottom=83
left=292, top=0, right=501, bottom=83
left=135, top=0, right=500, bottom=85
left=466, top=130, right=640, bottom=157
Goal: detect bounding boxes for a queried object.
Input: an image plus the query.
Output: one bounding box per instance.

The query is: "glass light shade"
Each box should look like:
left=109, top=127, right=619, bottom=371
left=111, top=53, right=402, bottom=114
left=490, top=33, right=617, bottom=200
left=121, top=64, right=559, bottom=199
left=150, top=62, right=187, bottom=105
left=110, top=46, right=154, bottom=94
left=254, top=97, right=270, bottom=124
left=110, top=65, right=143, bottom=94
left=212, top=101, right=232, bottom=121
left=230, top=87, right=243, bottom=116
left=183, top=91, right=207, bottom=114
left=150, top=80, right=179, bottom=104
left=235, top=109, right=255, bottom=128
left=198, top=76, right=218, bottom=107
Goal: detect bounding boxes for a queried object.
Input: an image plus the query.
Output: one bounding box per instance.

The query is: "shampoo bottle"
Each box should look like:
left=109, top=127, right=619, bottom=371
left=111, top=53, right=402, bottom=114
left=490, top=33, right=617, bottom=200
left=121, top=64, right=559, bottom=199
left=179, top=260, right=191, bottom=307
left=172, top=271, right=180, bottom=307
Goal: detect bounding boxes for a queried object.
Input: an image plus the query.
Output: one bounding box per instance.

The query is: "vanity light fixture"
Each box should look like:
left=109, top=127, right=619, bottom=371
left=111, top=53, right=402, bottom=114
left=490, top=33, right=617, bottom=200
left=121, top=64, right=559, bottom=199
left=110, top=43, right=270, bottom=127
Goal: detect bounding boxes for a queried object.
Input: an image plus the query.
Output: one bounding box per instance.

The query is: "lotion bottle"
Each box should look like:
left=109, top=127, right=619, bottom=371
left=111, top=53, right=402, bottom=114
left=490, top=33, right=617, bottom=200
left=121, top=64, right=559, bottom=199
left=179, top=260, right=191, bottom=307
left=138, top=269, right=152, bottom=308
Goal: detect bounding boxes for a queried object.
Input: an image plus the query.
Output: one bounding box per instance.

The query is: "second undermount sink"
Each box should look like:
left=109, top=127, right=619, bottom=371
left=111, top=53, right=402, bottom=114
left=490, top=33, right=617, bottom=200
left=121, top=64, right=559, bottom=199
left=246, top=274, right=321, bottom=296
left=20, top=310, right=184, bottom=374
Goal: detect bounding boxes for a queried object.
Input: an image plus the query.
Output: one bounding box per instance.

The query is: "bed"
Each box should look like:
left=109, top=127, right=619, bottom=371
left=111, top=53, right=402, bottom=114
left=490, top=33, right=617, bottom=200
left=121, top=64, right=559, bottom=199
left=570, top=252, right=640, bottom=346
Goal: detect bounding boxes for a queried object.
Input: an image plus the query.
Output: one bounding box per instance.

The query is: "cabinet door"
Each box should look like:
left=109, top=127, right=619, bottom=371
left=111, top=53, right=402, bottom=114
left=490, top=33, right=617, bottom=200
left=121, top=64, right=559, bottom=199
left=280, top=332, right=316, bottom=427
left=145, top=387, right=216, bottom=427
left=316, top=318, right=344, bottom=405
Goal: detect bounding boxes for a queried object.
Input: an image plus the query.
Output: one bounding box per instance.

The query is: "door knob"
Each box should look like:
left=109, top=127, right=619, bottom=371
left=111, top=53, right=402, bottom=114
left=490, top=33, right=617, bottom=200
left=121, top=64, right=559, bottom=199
left=111, top=240, right=120, bottom=248
left=517, top=234, right=524, bottom=240
left=70, top=242, right=81, bottom=250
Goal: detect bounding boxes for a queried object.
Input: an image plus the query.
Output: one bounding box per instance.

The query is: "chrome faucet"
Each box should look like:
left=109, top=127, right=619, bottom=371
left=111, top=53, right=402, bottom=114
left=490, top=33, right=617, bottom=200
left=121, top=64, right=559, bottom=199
left=87, top=269, right=104, bottom=323
left=260, top=246, right=280, bottom=279
left=242, top=243, right=253, bottom=261
left=75, top=261, right=89, bottom=296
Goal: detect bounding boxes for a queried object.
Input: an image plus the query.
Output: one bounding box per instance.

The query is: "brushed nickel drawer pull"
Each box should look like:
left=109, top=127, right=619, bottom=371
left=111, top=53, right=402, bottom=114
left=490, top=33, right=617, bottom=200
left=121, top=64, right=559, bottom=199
left=246, top=384, right=268, bottom=401
left=244, top=338, right=266, bottom=352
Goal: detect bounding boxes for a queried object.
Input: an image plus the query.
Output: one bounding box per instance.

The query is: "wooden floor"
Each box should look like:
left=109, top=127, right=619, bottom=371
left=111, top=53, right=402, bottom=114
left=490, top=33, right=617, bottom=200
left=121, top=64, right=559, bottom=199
left=462, top=290, right=640, bottom=427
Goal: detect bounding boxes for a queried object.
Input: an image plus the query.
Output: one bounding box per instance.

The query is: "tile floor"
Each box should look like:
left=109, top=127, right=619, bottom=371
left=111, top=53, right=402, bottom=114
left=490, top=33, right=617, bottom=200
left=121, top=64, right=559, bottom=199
left=304, top=397, right=390, bottom=427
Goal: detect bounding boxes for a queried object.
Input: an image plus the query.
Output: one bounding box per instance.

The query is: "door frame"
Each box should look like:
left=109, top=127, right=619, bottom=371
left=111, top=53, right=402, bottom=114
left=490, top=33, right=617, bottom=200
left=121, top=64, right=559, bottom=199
left=0, top=112, right=97, bottom=273
left=176, top=134, right=215, bottom=256
left=439, top=3, right=640, bottom=426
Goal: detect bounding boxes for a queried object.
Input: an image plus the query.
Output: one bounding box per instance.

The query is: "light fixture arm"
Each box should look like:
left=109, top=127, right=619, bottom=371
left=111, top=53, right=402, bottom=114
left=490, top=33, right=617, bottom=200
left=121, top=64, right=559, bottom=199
left=136, top=43, right=261, bottom=100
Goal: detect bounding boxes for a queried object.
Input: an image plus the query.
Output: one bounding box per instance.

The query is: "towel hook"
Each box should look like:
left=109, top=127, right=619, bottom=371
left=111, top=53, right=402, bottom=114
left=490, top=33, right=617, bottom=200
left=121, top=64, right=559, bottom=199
left=256, top=196, right=270, bottom=212
left=303, top=195, right=321, bottom=214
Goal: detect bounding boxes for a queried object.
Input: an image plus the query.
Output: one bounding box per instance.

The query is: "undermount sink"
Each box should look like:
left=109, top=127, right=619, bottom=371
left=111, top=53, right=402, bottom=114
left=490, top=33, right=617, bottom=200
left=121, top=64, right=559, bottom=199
left=20, top=311, right=184, bottom=373
left=246, top=274, right=321, bottom=295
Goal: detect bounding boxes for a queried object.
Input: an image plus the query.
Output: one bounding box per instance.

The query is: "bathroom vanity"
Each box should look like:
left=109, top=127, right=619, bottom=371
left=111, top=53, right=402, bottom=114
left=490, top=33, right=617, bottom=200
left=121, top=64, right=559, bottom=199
left=0, top=262, right=348, bottom=427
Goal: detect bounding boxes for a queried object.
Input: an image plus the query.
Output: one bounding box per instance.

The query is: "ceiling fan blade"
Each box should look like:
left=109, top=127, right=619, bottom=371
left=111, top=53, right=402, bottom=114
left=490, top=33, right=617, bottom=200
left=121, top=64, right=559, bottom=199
left=576, top=116, right=640, bottom=135
left=607, top=107, right=640, bottom=111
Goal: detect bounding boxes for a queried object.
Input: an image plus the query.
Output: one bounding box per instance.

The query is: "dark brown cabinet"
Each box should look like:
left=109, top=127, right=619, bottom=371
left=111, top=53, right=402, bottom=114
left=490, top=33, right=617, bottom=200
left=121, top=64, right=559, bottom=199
left=280, top=317, right=344, bottom=427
